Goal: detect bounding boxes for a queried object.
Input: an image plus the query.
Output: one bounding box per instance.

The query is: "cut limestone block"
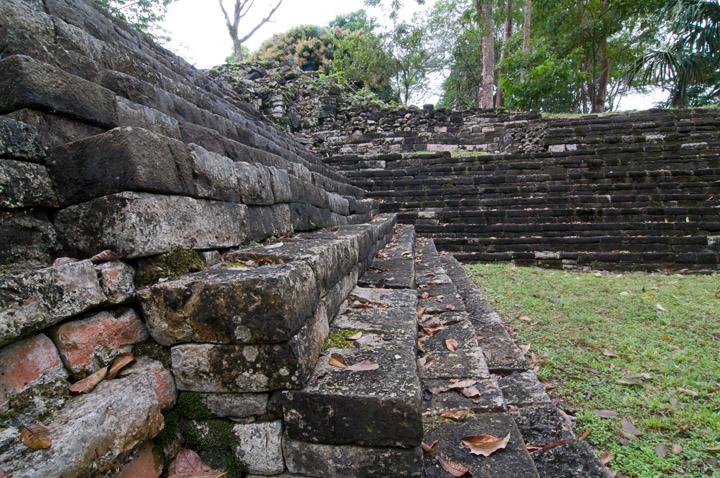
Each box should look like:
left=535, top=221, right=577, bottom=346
left=0, top=210, right=60, bottom=269
left=54, top=192, right=249, bottom=258
left=331, top=308, right=417, bottom=348
left=0, top=117, right=45, bottom=161
left=0, top=159, right=58, bottom=209
left=423, top=413, right=539, bottom=478
left=0, top=260, right=107, bottom=347
left=417, top=283, right=466, bottom=314
left=284, top=347, right=422, bottom=447
left=510, top=404, right=574, bottom=447
left=417, top=347, right=489, bottom=380
left=246, top=204, right=294, bottom=242
left=0, top=359, right=173, bottom=477
left=48, top=307, right=148, bottom=379
left=476, top=322, right=531, bottom=373
left=0, top=55, right=118, bottom=128
left=178, top=391, right=269, bottom=419
left=347, top=287, right=417, bottom=309
left=498, top=371, right=552, bottom=407
left=421, top=378, right=505, bottom=415
left=170, top=306, right=328, bottom=393
left=95, top=260, right=136, bottom=304
left=138, top=264, right=318, bottom=346
left=283, top=435, right=423, bottom=478
left=233, top=421, right=284, bottom=475
left=419, top=312, right=479, bottom=354
left=532, top=440, right=612, bottom=478
left=0, top=333, right=68, bottom=413
left=358, top=257, right=415, bottom=289
left=48, top=127, right=194, bottom=205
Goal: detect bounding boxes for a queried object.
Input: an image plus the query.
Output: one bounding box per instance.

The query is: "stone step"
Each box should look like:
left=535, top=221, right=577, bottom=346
left=357, top=224, right=416, bottom=289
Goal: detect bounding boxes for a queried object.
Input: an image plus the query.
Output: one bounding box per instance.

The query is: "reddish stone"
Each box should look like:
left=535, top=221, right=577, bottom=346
left=114, top=443, right=163, bottom=478
left=0, top=334, right=67, bottom=408
left=134, top=358, right=177, bottom=411
left=49, top=308, right=148, bottom=378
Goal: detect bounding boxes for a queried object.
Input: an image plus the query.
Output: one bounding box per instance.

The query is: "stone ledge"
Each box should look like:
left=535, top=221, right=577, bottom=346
left=0, top=116, right=45, bottom=162
left=0, top=159, right=58, bottom=209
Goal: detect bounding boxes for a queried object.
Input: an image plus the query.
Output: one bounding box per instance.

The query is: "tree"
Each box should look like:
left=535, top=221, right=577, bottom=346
left=252, top=25, right=336, bottom=71
left=476, top=0, right=495, bottom=108
left=93, top=0, right=175, bottom=38
left=218, top=0, right=283, bottom=63
left=496, top=0, right=514, bottom=107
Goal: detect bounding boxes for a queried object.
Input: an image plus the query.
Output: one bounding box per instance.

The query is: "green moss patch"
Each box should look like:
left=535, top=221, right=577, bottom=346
left=135, top=249, right=204, bottom=286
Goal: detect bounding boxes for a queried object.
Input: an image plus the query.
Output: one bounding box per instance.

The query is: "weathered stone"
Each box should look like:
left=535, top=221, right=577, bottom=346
left=268, top=166, right=292, bottom=203
left=233, top=421, right=284, bottom=475
left=0, top=117, right=45, bottom=161
left=284, top=347, right=422, bottom=447
left=48, top=127, right=194, bottom=205
left=283, top=435, right=423, bottom=478
left=48, top=307, right=148, bottom=379
left=532, top=440, right=612, bottom=478
left=113, top=442, right=163, bottom=478
left=0, top=55, right=118, bottom=128
left=417, top=283, right=466, bottom=314
left=510, top=404, right=574, bottom=447
left=170, top=306, right=328, bottom=392
left=423, top=413, right=539, bottom=478
left=476, top=322, right=531, bottom=373
left=419, top=312, right=478, bottom=354
left=235, top=161, right=275, bottom=205
left=417, top=347, right=490, bottom=380
left=4, top=108, right=104, bottom=147
left=0, top=260, right=107, bottom=347
left=246, top=204, right=294, bottom=242
left=138, top=263, right=318, bottom=345
left=0, top=359, right=171, bottom=477
left=498, top=371, right=552, bottom=407
left=181, top=392, right=269, bottom=419
left=347, top=287, right=417, bottom=309
left=331, top=308, right=417, bottom=346
left=116, top=96, right=182, bottom=140
left=0, top=210, right=59, bottom=269
left=54, top=192, right=249, bottom=258
left=95, top=261, right=136, bottom=304
left=421, top=378, right=505, bottom=415
left=0, top=334, right=68, bottom=412
left=0, top=159, right=58, bottom=208
left=189, top=143, right=240, bottom=202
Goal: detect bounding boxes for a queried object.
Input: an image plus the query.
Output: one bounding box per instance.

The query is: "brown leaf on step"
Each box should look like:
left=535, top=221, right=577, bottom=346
left=655, top=444, right=668, bottom=458
left=599, top=452, right=615, bottom=465
left=0, top=468, right=7, bottom=478
left=462, top=433, right=511, bottom=457
left=348, top=332, right=363, bottom=341
left=256, top=257, right=273, bottom=265
left=420, top=292, right=431, bottom=299
left=274, top=258, right=285, bottom=265
left=89, top=249, right=121, bottom=264
left=441, top=409, right=471, bottom=421
left=169, top=448, right=212, bottom=476
left=579, top=428, right=593, bottom=441
left=69, top=366, right=108, bottom=395
left=106, top=352, right=134, bottom=380
left=331, top=226, right=340, bottom=232
left=621, top=417, right=643, bottom=436
left=328, top=353, right=347, bottom=368
left=677, top=387, right=699, bottom=397
left=445, top=339, right=458, bottom=351
left=594, top=410, right=619, bottom=419
left=518, top=316, right=532, bottom=322
left=437, top=456, right=472, bottom=477
left=518, top=344, right=531, bottom=355
left=423, top=324, right=448, bottom=336
left=346, top=360, right=379, bottom=372
left=421, top=441, right=438, bottom=455
left=20, top=424, right=52, bottom=450
left=429, top=380, right=478, bottom=395
left=671, top=444, right=682, bottom=455
left=461, top=386, right=481, bottom=399
left=417, top=307, right=427, bottom=319
left=617, top=379, right=643, bottom=387
left=445, top=304, right=456, bottom=311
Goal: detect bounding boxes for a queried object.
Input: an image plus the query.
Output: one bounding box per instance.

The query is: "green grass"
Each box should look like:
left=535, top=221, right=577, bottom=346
left=464, top=263, right=720, bottom=478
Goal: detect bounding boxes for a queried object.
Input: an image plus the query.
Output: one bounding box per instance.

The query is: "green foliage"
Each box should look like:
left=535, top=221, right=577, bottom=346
left=93, top=0, right=174, bottom=39
left=251, top=25, right=336, bottom=72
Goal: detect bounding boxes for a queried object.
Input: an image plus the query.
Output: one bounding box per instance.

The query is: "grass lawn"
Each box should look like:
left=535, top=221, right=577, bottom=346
left=464, top=263, right=720, bottom=478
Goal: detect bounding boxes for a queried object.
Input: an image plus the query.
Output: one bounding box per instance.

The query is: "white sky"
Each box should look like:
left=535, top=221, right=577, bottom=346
left=161, top=0, right=662, bottom=110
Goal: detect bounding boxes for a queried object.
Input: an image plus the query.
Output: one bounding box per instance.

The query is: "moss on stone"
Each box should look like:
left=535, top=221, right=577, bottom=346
left=183, top=419, right=236, bottom=452
left=153, top=408, right=181, bottom=464
left=177, top=392, right=214, bottom=420
left=1, top=379, right=69, bottom=427
left=135, top=249, right=204, bottom=286
left=321, top=329, right=363, bottom=351
left=132, top=341, right=171, bottom=369
left=200, top=450, right=247, bottom=478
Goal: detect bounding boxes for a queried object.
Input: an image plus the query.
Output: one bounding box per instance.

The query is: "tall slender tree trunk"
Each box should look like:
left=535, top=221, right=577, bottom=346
left=496, top=0, right=514, bottom=108
left=476, top=0, right=495, bottom=109
left=523, top=0, right=531, bottom=56
left=594, top=49, right=610, bottom=113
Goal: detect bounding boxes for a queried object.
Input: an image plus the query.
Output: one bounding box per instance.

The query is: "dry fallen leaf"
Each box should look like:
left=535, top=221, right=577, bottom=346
left=445, top=304, right=456, bottom=311
left=89, top=249, right=121, bottom=264
left=169, top=448, right=217, bottom=477
left=21, top=424, right=52, bottom=450
left=328, top=353, right=347, bottom=368
left=421, top=441, right=438, bottom=455
left=602, top=349, right=619, bottom=357
left=579, top=428, right=593, bottom=441
left=518, top=344, right=531, bottom=355
left=441, top=409, right=471, bottom=421
left=423, top=324, right=448, bottom=336
left=671, top=444, right=682, bottom=455
left=348, top=332, right=363, bottom=341
left=461, top=433, right=511, bottom=457
left=617, top=379, right=643, bottom=387
left=52, top=257, right=79, bottom=266
left=106, top=352, right=134, bottom=380
left=677, top=387, right=699, bottom=397
left=599, top=452, right=615, bottom=465
left=706, top=445, right=720, bottom=452
left=69, top=366, right=108, bottom=395
left=621, top=417, right=643, bottom=436
left=420, top=292, right=431, bottom=300
left=594, top=410, right=619, bottom=419
left=446, top=339, right=459, bottom=351
left=437, top=456, right=472, bottom=477
left=460, top=386, right=481, bottom=399
left=346, top=360, right=379, bottom=372
left=655, top=444, right=668, bottom=458
left=417, top=307, right=427, bottom=319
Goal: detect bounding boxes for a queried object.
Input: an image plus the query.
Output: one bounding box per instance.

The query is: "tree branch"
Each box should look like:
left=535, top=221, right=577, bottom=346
left=238, top=0, right=282, bottom=43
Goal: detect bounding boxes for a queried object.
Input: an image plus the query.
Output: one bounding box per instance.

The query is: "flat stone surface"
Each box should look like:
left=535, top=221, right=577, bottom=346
left=54, top=192, right=249, bottom=258
left=347, top=287, right=417, bottom=309
left=423, top=412, right=539, bottom=478
left=0, top=159, right=57, bottom=209
left=498, top=371, right=552, bottom=407
left=187, top=392, right=269, bottom=419
left=139, top=263, right=318, bottom=345
left=332, top=307, right=417, bottom=347
left=0, top=260, right=107, bottom=347
left=48, top=126, right=194, bottom=205
left=0, top=360, right=171, bottom=477
left=95, top=261, right=135, bottom=304
left=416, top=269, right=453, bottom=286
left=233, top=421, right=284, bottom=475
left=0, top=210, right=59, bottom=269
left=358, top=258, right=415, bottom=289
left=418, top=347, right=489, bottom=380
left=283, top=435, right=422, bottom=478
left=510, top=404, right=574, bottom=447
left=419, top=312, right=479, bottom=354
left=422, top=378, right=505, bottom=415
left=284, top=347, right=422, bottom=447
left=0, top=117, right=45, bottom=161
left=170, top=307, right=327, bottom=392
left=532, top=440, right=612, bottom=478
left=417, top=283, right=466, bottom=314
left=476, top=323, right=531, bottom=373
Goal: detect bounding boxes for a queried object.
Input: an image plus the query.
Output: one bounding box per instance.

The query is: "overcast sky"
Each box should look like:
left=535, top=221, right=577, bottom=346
left=161, top=0, right=661, bottom=110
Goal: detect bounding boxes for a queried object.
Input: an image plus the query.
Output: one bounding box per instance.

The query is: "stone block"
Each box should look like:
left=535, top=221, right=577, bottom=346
left=189, top=144, right=240, bottom=202
left=48, top=307, right=148, bottom=379
left=417, top=347, right=490, bottom=380
left=0, top=55, right=117, bottom=128
left=170, top=306, right=328, bottom=393
left=113, top=443, right=163, bottom=478
left=246, top=205, right=294, bottom=242
left=233, top=421, right=284, bottom=475
left=475, top=322, right=531, bottom=373
left=235, top=161, right=275, bottom=205
left=419, top=313, right=479, bottom=354
left=95, top=261, right=135, bottom=304
left=180, top=392, right=269, bottom=419
left=268, top=166, right=292, bottom=203
left=138, top=263, right=318, bottom=346
left=331, top=308, right=417, bottom=347
left=5, top=108, right=104, bottom=148
left=0, top=117, right=45, bottom=161
left=510, top=404, right=574, bottom=447
left=498, top=371, right=552, bottom=406
left=48, top=127, right=194, bottom=205
left=54, top=192, right=249, bottom=258
left=0, top=159, right=58, bottom=209
left=0, top=260, right=107, bottom=347
left=0, top=334, right=68, bottom=412
left=0, top=210, right=59, bottom=268
left=116, top=96, right=182, bottom=140
left=283, top=435, right=422, bottom=478
left=422, top=378, right=505, bottom=415
left=532, top=440, right=612, bottom=478
left=0, top=359, right=170, bottom=477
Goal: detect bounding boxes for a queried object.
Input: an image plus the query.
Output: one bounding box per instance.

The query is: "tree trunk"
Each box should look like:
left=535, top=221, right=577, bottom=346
left=478, top=0, right=494, bottom=109
left=523, top=0, right=531, bottom=56
left=496, top=0, right=514, bottom=108
left=594, top=53, right=610, bottom=113
left=233, top=38, right=243, bottom=62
